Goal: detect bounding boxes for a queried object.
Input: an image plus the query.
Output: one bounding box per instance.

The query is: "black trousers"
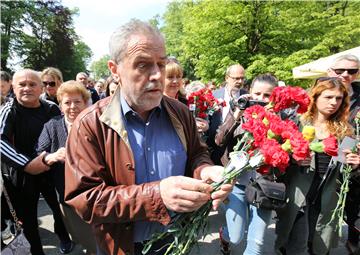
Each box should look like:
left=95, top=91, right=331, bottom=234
left=345, top=178, right=360, bottom=245
left=18, top=173, right=71, bottom=255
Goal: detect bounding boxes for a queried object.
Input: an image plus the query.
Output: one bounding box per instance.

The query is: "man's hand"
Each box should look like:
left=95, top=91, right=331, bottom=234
left=160, top=176, right=212, bottom=213
left=44, top=147, right=66, bottom=165
left=200, top=165, right=234, bottom=210
left=24, top=151, right=50, bottom=175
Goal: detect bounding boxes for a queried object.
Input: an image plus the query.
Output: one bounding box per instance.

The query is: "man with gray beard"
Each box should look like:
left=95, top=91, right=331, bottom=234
left=64, top=20, right=233, bottom=255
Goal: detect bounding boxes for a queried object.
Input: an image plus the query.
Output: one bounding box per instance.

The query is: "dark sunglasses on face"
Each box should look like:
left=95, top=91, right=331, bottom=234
left=43, top=81, right=56, bottom=87
left=331, top=68, right=359, bottom=75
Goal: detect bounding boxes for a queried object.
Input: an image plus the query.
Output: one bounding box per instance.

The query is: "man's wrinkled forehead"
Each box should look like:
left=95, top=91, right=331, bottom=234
left=13, top=70, right=41, bottom=85
left=126, top=34, right=165, bottom=58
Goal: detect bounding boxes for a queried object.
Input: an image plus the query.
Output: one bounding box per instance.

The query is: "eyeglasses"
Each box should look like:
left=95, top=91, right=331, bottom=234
left=228, top=75, right=245, bottom=81
left=331, top=68, right=359, bottom=75
left=43, top=81, right=56, bottom=87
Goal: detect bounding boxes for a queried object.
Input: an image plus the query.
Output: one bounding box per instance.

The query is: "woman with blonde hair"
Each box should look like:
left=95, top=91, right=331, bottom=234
left=164, top=59, right=209, bottom=134
left=164, top=60, right=187, bottom=104
left=40, top=67, right=63, bottom=105
left=36, top=81, right=96, bottom=254
left=275, top=77, right=356, bottom=255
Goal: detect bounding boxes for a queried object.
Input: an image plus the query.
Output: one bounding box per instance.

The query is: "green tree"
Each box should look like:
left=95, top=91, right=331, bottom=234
left=90, top=55, right=111, bottom=80
left=1, top=0, right=92, bottom=80
left=65, top=41, right=93, bottom=80
left=0, top=1, right=29, bottom=71
left=161, top=0, right=360, bottom=86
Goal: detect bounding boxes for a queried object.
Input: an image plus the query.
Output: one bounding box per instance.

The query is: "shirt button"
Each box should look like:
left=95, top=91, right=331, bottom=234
left=147, top=147, right=151, bottom=151
left=150, top=170, right=155, bottom=175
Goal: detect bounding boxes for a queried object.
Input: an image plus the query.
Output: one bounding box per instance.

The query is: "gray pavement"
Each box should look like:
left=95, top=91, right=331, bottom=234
left=37, top=197, right=349, bottom=255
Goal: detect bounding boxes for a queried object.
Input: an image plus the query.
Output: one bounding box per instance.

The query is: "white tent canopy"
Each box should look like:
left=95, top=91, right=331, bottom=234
left=292, top=46, right=360, bottom=79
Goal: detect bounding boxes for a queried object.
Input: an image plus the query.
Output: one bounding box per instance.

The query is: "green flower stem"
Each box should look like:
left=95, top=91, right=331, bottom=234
left=329, top=164, right=352, bottom=237
left=142, top=163, right=253, bottom=255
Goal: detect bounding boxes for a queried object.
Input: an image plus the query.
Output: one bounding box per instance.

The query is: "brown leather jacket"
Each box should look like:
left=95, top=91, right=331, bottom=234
left=64, top=89, right=213, bottom=255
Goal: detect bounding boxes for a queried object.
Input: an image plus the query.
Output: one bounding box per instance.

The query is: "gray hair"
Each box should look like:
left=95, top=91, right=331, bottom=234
left=185, top=81, right=206, bottom=95
left=225, top=64, right=244, bottom=76
left=76, top=72, right=88, bottom=79
left=109, top=19, right=164, bottom=63
left=331, top=54, right=360, bottom=68
left=13, top=69, right=41, bottom=85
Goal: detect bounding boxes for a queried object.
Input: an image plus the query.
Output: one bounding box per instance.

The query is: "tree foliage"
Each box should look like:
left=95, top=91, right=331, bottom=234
left=161, top=0, right=360, bottom=87
left=90, top=54, right=111, bottom=80
left=1, top=0, right=92, bottom=81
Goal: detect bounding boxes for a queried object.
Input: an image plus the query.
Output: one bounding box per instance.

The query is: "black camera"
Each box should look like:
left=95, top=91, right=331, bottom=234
left=233, top=97, right=267, bottom=110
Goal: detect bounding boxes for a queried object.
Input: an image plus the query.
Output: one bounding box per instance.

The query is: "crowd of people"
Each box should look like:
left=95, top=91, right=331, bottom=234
left=0, top=19, right=359, bottom=255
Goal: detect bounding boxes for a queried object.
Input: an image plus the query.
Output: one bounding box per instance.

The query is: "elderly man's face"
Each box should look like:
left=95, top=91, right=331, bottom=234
left=13, top=71, right=42, bottom=108
left=76, top=74, right=88, bottom=86
left=327, top=59, right=359, bottom=88
left=225, top=66, right=245, bottom=97
left=108, top=34, right=167, bottom=116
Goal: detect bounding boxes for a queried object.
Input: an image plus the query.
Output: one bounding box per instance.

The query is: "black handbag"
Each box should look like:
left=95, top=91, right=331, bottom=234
left=245, top=176, right=287, bottom=210
left=1, top=184, right=31, bottom=255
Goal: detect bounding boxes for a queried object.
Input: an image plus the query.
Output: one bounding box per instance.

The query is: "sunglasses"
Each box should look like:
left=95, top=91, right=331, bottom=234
left=331, top=68, right=359, bottom=75
left=43, top=81, right=56, bottom=87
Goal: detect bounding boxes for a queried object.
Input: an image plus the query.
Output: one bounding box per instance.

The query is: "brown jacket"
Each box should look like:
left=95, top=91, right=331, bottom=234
left=64, top=89, right=213, bottom=255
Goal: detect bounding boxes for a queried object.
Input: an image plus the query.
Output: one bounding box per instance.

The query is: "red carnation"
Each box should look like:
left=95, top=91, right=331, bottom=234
left=323, top=135, right=338, bottom=156
left=269, top=86, right=310, bottom=114
left=260, top=139, right=290, bottom=172
left=243, top=105, right=267, bottom=121
left=309, top=135, right=338, bottom=156
left=290, top=132, right=310, bottom=161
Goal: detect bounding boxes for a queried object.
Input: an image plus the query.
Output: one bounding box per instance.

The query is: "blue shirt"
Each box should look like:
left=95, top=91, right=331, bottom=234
left=120, top=95, right=187, bottom=242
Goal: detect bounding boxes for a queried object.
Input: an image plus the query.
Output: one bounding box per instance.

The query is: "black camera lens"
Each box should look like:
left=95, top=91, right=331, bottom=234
left=236, top=97, right=249, bottom=110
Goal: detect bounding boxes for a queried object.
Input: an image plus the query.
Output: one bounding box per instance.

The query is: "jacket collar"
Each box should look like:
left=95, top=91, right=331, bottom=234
left=99, top=86, right=187, bottom=152
left=99, top=86, right=129, bottom=146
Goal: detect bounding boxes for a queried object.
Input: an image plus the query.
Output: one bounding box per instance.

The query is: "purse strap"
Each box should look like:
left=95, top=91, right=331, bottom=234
left=2, top=185, right=22, bottom=231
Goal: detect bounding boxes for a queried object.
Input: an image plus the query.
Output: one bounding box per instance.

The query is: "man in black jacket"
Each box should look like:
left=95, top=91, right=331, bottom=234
left=0, top=69, right=73, bottom=254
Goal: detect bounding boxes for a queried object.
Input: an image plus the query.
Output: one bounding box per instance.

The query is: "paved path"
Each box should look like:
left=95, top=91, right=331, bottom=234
left=38, top=197, right=348, bottom=255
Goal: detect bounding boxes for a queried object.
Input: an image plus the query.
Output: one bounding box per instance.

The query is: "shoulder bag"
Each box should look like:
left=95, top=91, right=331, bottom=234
left=245, top=175, right=287, bottom=210
left=1, top=185, right=31, bottom=255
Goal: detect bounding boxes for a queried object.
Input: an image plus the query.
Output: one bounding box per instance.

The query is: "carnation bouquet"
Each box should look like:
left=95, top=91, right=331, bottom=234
left=187, top=88, right=226, bottom=119
left=143, top=86, right=337, bottom=255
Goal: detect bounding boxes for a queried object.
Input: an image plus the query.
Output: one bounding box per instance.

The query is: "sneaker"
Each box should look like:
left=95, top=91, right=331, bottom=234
left=1, top=227, right=12, bottom=240
left=1, top=222, right=13, bottom=240
left=59, top=240, right=75, bottom=254
left=219, top=227, right=231, bottom=255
